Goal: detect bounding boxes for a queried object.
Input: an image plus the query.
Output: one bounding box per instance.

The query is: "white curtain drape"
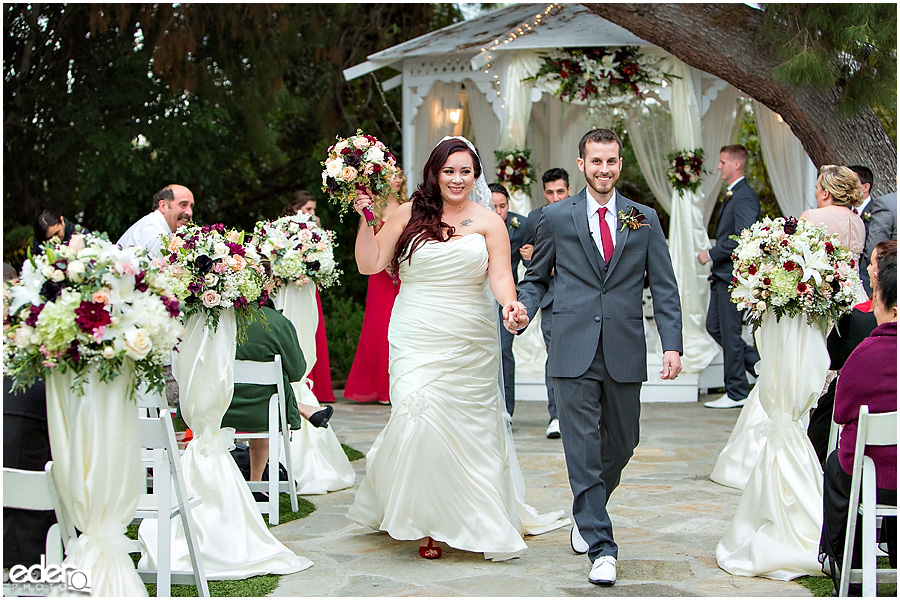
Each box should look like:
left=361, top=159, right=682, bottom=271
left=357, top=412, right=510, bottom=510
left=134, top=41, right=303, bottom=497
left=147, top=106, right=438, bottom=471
left=752, top=101, right=818, bottom=218
left=413, top=80, right=462, bottom=176
left=140, top=311, right=312, bottom=579
left=465, top=78, right=500, bottom=190
left=273, top=283, right=355, bottom=495
left=46, top=365, right=147, bottom=597
left=701, top=85, right=743, bottom=223
left=715, top=312, right=828, bottom=580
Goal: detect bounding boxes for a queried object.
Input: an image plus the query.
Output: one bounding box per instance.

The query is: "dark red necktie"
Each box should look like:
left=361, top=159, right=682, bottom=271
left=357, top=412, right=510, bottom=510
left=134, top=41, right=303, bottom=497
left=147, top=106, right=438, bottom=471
left=598, top=206, right=615, bottom=264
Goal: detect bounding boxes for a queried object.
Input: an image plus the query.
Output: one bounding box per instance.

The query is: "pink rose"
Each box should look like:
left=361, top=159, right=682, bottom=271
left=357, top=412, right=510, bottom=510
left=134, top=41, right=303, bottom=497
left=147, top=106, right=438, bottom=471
left=200, top=290, right=221, bottom=308
left=341, top=166, right=358, bottom=182
left=68, top=234, right=86, bottom=253
left=92, top=290, right=111, bottom=305
left=229, top=255, right=246, bottom=271
left=213, top=261, right=228, bottom=274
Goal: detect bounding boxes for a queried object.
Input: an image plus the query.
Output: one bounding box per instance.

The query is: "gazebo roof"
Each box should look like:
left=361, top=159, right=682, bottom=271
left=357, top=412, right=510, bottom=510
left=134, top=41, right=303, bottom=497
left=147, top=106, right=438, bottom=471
left=344, top=3, right=648, bottom=81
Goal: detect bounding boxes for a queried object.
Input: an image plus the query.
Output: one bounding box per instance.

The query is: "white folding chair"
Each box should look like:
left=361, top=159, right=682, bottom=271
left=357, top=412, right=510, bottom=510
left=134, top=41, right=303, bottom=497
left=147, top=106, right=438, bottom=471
left=838, top=406, right=898, bottom=597
left=3, top=462, right=73, bottom=597
left=232, top=355, right=299, bottom=525
left=133, top=392, right=210, bottom=597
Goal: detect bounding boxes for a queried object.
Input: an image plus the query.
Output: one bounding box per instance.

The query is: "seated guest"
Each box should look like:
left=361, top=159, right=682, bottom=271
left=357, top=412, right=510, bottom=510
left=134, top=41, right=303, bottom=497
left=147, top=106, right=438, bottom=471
left=808, top=240, right=897, bottom=465
left=219, top=292, right=333, bottom=495
left=3, top=263, right=55, bottom=570
left=31, top=209, right=86, bottom=255
left=819, top=252, right=897, bottom=594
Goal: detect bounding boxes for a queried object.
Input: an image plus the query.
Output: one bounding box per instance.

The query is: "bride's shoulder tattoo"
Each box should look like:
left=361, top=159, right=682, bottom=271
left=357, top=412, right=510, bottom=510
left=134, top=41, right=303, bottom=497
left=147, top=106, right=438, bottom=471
left=460, top=219, right=474, bottom=227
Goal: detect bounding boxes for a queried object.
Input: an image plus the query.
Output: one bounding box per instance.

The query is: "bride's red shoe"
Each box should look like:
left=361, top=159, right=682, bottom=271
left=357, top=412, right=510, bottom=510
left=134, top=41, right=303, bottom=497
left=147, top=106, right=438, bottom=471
left=418, top=537, right=442, bottom=559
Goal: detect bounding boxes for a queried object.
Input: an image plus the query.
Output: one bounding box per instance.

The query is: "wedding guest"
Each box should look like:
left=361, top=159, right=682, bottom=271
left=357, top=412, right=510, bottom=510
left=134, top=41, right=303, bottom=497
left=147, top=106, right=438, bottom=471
left=117, top=184, right=194, bottom=257
left=848, top=166, right=876, bottom=294
left=3, top=264, right=55, bottom=570
left=520, top=167, right=572, bottom=437
left=348, top=137, right=568, bottom=561
left=807, top=240, right=896, bottom=466
left=490, top=182, right=528, bottom=417
left=221, top=294, right=333, bottom=496
left=282, top=190, right=336, bottom=403
left=344, top=172, right=409, bottom=404
left=516, top=129, right=683, bottom=585
left=699, top=145, right=762, bottom=409
left=31, top=209, right=87, bottom=256
left=801, top=166, right=866, bottom=262
left=819, top=251, right=897, bottom=594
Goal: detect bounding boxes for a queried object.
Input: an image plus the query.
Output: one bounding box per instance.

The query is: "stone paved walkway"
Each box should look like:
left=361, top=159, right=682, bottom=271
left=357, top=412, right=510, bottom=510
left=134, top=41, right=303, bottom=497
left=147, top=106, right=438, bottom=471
left=270, top=395, right=812, bottom=597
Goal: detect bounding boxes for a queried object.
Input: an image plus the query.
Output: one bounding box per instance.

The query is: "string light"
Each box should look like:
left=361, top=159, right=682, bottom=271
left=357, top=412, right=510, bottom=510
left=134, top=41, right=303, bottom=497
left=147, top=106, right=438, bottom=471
left=474, top=4, right=562, bottom=108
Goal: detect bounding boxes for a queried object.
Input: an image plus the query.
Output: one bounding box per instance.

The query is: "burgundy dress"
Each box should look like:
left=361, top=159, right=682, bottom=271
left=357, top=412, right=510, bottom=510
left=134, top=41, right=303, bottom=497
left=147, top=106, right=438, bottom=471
left=307, top=288, right=336, bottom=403
left=343, top=268, right=400, bottom=403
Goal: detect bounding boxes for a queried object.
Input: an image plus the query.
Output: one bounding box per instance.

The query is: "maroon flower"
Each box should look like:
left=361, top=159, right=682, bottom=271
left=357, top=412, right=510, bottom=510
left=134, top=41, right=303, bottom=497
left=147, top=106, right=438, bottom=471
left=134, top=270, right=149, bottom=293
left=65, top=341, right=81, bottom=364
left=225, top=242, right=245, bottom=257
left=160, top=295, right=180, bottom=319
left=797, top=282, right=808, bottom=293
left=763, top=277, right=771, bottom=285
left=783, top=217, right=798, bottom=235
left=748, top=265, right=758, bottom=276
left=233, top=296, right=248, bottom=309
left=25, top=304, right=44, bottom=327
left=74, top=301, right=112, bottom=336
left=784, top=261, right=796, bottom=271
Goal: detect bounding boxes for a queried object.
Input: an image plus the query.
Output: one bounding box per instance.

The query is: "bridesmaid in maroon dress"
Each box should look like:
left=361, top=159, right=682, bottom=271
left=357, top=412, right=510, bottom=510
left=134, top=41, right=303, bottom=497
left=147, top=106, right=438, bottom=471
left=283, top=190, right=336, bottom=402
left=344, top=172, right=409, bottom=404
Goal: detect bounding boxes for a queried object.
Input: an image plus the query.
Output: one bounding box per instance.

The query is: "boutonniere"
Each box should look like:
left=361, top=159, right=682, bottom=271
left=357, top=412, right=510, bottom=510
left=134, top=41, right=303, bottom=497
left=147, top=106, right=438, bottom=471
left=722, top=189, right=733, bottom=201
left=862, top=211, right=871, bottom=223
left=618, top=207, right=649, bottom=231
left=509, top=216, right=521, bottom=229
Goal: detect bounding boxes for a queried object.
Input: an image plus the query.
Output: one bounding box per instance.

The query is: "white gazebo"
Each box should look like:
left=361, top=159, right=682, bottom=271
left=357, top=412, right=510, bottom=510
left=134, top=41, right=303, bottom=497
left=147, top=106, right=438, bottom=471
left=345, top=3, right=818, bottom=402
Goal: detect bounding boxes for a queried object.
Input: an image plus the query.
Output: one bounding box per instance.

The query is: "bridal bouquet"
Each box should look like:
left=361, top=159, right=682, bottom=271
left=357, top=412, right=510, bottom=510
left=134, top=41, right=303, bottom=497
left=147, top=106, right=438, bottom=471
left=666, top=148, right=705, bottom=194
left=730, top=216, right=862, bottom=330
left=3, top=233, right=183, bottom=394
left=252, top=213, right=342, bottom=290
left=321, top=129, right=399, bottom=226
left=494, top=148, right=535, bottom=196
left=160, top=223, right=267, bottom=332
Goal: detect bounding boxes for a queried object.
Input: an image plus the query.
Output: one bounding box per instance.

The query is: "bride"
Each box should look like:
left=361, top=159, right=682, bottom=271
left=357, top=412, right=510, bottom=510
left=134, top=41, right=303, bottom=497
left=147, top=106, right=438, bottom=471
left=346, top=137, right=568, bottom=560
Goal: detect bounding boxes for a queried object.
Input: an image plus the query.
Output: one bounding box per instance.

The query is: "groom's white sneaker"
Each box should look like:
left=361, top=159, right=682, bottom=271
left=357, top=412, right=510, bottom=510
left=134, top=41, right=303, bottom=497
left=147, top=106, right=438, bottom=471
left=589, top=556, right=616, bottom=585
left=546, top=418, right=561, bottom=438
left=570, top=524, right=588, bottom=555
left=704, top=394, right=746, bottom=409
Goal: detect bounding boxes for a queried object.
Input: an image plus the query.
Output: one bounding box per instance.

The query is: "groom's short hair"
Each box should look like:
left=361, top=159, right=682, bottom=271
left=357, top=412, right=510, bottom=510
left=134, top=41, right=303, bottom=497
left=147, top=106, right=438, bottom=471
left=578, top=129, right=623, bottom=159
left=720, top=145, right=749, bottom=170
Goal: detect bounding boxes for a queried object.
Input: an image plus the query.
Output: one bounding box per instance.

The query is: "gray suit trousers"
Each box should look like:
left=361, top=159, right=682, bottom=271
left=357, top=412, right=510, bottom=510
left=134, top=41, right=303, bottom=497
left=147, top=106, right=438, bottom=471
left=553, top=340, right=641, bottom=561
left=540, top=304, right=557, bottom=421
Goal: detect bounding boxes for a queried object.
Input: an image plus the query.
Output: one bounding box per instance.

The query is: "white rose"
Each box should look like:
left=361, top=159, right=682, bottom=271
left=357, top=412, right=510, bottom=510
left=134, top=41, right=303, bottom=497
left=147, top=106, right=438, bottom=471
left=353, top=137, right=369, bottom=150
left=318, top=255, right=336, bottom=273
left=66, top=260, right=86, bottom=282
left=325, top=159, right=342, bottom=178
left=505, top=166, right=514, bottom=175
left=365, top=147, right=384, bottom=164
left=213, top=242, right=229, bottom=258
left=14, top=327, right=32, bottom=347
left=204, top=273, right=219, bottom=286
left=51, top=269, right=65, bottom=282
left=41, top=265, right=55, bottom=279
left=123, top=328, right=152, bottom=360
left=102, top=346, right=117, bottom=359
left=201, top=290, right=221, bottom=307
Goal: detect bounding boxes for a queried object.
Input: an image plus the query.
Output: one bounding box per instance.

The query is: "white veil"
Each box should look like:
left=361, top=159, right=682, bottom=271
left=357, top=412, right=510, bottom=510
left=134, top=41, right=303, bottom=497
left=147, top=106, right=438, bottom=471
left=438, top=135, right=493, bottom=210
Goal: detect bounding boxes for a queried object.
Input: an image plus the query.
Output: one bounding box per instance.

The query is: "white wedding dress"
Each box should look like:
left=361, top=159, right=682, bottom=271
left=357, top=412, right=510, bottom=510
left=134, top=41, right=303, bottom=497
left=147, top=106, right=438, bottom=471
left=347, top=234, right=569, bottom=560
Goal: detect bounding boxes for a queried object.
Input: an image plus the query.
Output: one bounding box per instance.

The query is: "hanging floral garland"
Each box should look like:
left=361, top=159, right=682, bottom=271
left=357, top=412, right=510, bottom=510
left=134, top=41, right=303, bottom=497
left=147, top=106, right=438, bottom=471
left=666, top=148, right=705, bottom=194
left=527, top=46, right=672, bottom=109
left=494, top=148, right=536, bottom=196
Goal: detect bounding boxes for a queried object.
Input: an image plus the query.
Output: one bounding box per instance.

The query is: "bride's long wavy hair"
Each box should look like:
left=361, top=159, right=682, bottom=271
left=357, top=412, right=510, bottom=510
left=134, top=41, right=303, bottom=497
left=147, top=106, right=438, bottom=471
left=391, top=139, right=482, bottom=274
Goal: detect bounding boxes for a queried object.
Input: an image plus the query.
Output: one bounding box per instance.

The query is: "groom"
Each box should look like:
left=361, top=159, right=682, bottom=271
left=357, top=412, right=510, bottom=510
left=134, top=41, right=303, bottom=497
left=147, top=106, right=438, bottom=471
left=512, top=128, right=683, bottom=586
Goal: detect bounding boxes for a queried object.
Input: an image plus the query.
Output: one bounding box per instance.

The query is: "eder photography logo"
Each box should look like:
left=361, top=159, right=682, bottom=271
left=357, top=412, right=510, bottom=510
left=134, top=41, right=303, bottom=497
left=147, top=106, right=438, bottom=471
left=6, top=555, right=91, bottom=594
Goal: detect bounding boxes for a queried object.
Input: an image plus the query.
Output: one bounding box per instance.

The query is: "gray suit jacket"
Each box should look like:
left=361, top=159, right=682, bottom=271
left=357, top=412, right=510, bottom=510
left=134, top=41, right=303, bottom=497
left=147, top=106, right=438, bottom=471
left=523, top=205, right=554, bottom=308
left=517, top=189, right=683, bottom=383
left=506, top=211, right=528, bottom=284
left=863, top=191, right=897, bottom=270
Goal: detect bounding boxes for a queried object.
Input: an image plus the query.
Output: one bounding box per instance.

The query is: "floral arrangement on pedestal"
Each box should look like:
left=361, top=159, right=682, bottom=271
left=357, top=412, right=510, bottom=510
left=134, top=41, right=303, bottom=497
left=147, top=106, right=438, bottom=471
left=730, top=216, right=862, bottom=330
left=321, top=129, right=399, bottom=226
left=527, top=46, right=672, bottom=108
left=159, top=223, right=267, bottom=332
left=3, top=234, right=183, bottom=394
left=666, top=148, right=705, bottom=194
left=494, top=148, right=536, bottom=196
left=252, top=213, right=342, bottom=290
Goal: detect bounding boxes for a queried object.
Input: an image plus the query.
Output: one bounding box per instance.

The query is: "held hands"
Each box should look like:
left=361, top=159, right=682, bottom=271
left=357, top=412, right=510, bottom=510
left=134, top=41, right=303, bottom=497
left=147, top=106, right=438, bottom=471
left=519, top=244, right=534, bottom=261
left=354, top=190, right=375, bottom=219
left=660, top=350, right=682, bottom=380
left=502, top=302, right=529, bottom=334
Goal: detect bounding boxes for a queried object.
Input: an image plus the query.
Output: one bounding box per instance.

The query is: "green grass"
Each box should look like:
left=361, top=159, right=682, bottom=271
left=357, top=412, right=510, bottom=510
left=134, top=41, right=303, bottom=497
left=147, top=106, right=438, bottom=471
left=795, top=557, right=897, bottom=597
left=342, top=443, right=364, bottom=461
left=127, top=492, right=315, bottom=596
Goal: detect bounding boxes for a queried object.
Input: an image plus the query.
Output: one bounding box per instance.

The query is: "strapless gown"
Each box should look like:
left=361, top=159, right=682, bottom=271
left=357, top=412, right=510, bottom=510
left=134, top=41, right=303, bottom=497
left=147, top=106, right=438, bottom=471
left=346, top=234, right=568, bottom=560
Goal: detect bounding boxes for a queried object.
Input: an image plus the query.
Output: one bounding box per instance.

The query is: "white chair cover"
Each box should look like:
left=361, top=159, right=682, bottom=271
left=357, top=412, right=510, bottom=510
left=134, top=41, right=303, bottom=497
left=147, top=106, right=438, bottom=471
left=46, top=365, right=147, bottom=597
left=716, top=312, right=828, bottom=580
left=273, top=283, right=355, bottom=495
left=139, top=310, right=312, bottom=579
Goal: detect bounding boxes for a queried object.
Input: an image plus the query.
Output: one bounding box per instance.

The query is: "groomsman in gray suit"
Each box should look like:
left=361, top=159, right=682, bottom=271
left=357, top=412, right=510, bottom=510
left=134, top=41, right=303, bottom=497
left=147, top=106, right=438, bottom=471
left=513, top=129, right=683, bottom=586
left=849, top=166, right=877, bottom=294
left=852, top=164, right=897, bottom=294
left=490, top=183, right=528, bottom=417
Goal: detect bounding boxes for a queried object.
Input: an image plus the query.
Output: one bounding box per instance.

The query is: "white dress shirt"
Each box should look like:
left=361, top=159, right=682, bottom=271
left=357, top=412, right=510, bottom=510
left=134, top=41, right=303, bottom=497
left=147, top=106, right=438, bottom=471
left=727, top=176, right=745, bottom=193
left=586, top=189, right=618, bottom=261
left=117, top=210, right=172, bottom=258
